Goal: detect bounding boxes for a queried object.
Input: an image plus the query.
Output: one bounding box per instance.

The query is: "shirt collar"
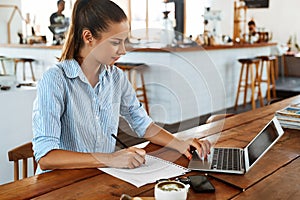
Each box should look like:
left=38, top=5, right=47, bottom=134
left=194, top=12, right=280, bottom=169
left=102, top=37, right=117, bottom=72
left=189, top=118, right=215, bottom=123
left=60, top=59, right=82, bottom=79
left=60, top=59, right=112, bottom=81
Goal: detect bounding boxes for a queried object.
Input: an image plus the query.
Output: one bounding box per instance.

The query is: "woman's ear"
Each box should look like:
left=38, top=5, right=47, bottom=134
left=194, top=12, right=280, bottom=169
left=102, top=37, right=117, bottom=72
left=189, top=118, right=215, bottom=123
left=82, top=29, right=93, bottom=44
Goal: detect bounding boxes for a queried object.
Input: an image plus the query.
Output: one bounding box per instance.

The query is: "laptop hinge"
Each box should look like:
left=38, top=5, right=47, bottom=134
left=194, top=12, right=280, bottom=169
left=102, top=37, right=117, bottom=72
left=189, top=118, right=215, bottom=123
left=241, top=149, right=245, bottom=172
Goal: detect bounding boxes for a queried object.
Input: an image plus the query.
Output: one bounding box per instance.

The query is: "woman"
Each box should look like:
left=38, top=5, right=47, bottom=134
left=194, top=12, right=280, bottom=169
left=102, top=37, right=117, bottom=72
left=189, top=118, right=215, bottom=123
left=32, top=0, right=211, bottom=174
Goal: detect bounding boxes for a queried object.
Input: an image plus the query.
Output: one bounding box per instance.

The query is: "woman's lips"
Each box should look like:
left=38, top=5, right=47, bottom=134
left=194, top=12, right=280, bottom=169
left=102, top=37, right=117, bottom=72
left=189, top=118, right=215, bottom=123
left=113, top=57, right=120, bottom=62
left=110, top=57, right=120, bottom=65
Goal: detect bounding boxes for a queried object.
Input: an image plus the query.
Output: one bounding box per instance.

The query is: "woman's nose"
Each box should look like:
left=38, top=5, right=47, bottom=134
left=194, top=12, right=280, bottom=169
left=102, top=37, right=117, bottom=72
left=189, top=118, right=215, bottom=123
left=118, top=43, right=126, bottom=55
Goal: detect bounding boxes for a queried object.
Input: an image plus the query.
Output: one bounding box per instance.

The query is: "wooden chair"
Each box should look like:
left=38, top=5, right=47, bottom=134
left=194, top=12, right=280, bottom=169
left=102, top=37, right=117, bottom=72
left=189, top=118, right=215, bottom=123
left=8, top=142, right=37, bottom=181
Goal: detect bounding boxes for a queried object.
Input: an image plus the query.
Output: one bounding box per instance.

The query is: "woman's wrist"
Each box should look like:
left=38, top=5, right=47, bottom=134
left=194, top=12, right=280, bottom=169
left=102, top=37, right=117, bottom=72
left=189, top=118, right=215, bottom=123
left=90, top=152, right=110, bottom=168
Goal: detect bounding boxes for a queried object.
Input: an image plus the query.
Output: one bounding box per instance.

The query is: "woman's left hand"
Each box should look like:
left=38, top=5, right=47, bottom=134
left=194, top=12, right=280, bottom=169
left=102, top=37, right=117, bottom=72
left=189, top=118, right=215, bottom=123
left=183, top=138, right=211, bottom=160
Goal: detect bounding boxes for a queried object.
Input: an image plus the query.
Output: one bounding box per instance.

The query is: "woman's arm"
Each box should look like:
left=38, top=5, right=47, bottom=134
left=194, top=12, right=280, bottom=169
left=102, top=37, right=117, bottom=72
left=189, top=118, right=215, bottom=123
left=38, top=147, right=146, bottom=170
left=144, top=123, right=211, bottom=159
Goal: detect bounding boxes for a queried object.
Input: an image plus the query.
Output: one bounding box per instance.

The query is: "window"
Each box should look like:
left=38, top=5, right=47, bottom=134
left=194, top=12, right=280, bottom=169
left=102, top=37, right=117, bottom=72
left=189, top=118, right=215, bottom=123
left=127, top=0, right=175, bottom=42
left=19, top=0, right=205, bottom=43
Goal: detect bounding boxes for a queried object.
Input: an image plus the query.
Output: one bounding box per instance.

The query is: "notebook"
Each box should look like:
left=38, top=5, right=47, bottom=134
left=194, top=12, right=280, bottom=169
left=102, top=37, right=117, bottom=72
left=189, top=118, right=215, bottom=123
left=188, top=116, right=284, bottom=174
left=99, top=154, right=190, bottom=187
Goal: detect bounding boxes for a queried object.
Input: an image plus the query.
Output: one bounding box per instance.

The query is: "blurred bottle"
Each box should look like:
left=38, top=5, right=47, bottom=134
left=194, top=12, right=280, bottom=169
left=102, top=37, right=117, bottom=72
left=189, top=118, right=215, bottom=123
left=160, top=11, right=175, bottom=46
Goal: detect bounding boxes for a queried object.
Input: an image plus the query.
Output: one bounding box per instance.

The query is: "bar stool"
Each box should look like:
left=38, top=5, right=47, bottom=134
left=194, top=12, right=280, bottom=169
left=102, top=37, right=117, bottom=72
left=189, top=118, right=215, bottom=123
left=115, top=62, right=150, bottom=114
left=256, top=55, right=277, bottom=102
left=13, top=58, right=36, bottom=81
left=234, top=58, right=264, bottom=110
left=0, top=56, right=8, bottom=75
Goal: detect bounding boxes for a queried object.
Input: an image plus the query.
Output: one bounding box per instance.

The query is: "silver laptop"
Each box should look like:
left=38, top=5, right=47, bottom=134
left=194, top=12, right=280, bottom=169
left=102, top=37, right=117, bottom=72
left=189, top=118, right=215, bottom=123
left=188, top=116, right=284, bottom=174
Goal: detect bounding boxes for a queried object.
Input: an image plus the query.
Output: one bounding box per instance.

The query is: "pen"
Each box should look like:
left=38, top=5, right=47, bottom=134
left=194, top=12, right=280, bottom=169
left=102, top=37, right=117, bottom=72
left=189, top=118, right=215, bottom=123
left=111, top=134, right=128, bottom=149
left=190, top=146, right=196, bottom=154
left=111, top=134, right=148, bottom=166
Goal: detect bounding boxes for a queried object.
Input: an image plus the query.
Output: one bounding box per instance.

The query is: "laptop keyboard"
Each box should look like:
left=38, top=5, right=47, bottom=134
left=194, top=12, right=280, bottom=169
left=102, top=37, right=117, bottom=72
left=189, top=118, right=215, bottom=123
left=211, top=148, right=241, bottom=171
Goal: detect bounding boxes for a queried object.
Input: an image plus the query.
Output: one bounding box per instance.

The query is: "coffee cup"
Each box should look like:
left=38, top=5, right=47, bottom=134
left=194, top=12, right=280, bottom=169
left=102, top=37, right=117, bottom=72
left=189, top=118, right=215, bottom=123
left=154, top=181, right=189, bottom=200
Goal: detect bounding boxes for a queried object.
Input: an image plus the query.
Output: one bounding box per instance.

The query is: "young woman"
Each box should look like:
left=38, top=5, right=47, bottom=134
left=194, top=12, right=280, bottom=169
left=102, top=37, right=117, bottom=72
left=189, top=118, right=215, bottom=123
left=32, top=0, right=211, bottom=174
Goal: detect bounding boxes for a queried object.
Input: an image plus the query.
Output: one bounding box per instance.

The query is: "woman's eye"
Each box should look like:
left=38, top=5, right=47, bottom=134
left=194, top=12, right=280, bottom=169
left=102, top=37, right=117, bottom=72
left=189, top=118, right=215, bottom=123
left=111, top=41, right=120, bottom=45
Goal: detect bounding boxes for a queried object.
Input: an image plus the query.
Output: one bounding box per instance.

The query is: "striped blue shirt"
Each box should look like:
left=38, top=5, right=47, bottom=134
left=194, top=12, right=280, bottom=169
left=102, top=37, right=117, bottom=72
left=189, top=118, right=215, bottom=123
left=32, top=59, right=152, bottom=174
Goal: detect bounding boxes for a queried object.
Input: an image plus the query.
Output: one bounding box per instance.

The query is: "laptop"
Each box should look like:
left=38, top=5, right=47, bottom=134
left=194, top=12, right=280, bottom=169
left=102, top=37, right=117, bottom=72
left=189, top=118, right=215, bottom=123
left=188, top=116, right=284, bottom=174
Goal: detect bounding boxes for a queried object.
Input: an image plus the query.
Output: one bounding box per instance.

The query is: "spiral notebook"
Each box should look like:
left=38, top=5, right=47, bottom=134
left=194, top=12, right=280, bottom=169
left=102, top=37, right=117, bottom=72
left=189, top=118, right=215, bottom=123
left=99, top=155, right=190, bottom=187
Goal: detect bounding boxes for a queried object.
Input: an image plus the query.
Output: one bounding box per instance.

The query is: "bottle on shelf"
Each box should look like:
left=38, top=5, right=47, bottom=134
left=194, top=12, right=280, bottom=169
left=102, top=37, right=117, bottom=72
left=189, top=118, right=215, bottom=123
left=160, top=11, right=175, bottom=46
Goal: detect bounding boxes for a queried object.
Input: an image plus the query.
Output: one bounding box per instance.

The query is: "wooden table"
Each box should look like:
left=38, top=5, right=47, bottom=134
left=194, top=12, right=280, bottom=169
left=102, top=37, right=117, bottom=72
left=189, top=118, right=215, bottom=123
left=0, top=96, right=300, bottom=200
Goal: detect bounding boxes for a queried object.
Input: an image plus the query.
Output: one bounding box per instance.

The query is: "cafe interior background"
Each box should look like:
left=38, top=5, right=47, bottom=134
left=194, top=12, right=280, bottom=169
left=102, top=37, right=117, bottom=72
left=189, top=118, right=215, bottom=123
left=1, top=0, right=299, bottom=47
left=0, top=0, right=299, bottom=184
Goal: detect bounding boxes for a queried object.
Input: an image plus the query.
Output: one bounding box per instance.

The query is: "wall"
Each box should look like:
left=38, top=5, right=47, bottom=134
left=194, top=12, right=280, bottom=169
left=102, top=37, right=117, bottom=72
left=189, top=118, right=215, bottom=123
left=211, top=0, right=300, bottom=46
left=0, top=88, right=36, bottom=184
left=0, top=0, right=22, bottom=44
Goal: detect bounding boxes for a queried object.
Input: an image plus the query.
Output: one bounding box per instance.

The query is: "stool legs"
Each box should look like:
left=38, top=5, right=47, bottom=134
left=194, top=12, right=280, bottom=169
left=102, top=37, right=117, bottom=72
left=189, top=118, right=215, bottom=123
left=254, top=62, right=264, bottom=108
left=14, top=60, right=36, bottom=81
left=29, top=62, right=36, bottom=81
left=22, top=61, right=26, bottom=81
left=250, top=64, right=256, bottom=109
left=1, top=60, right=7, bottom=74
left=136, top=73, right=149, bottom=114
left=243, top=64, right=249, bottom=107
left=117, top=64, right=150, bottom=115
left=235, top=61, right=263, bottom=110
left=234, top=64, right=245, bottom=110
left=14, top=61, right=18, bottom=76
left=260, top=59, right=277, bottom=102
left=270, top=60, right=276, bottom=98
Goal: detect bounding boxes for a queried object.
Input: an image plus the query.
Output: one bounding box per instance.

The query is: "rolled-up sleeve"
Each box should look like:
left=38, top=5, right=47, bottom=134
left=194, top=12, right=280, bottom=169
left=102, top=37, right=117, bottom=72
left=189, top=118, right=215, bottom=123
left=32, top=68, right=65, bottom=162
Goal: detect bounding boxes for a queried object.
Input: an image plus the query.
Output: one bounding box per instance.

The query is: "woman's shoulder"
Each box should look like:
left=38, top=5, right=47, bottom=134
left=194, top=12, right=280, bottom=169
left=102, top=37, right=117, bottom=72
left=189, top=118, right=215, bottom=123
left=43, top=65, right=64, bottom=78
left=43, top=59, right=78, bottom=79
left=38, top=64, right=67, bottom=87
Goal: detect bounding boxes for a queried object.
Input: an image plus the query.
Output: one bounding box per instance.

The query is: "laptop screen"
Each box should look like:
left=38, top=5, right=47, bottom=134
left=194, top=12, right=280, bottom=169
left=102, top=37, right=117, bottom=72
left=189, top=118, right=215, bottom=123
left=247, top=121, right=279, bottom=166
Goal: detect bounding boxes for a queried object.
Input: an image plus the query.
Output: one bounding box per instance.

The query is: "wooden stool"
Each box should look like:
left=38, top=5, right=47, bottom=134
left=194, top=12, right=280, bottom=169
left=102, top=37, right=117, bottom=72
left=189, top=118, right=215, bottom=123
left=115, top=62, right=149, bottom=114
left=234, top=58, right=264, bottom=110
left=256, top=55, right=277, bottom=102
left=13, top=58, right=36, bottom=81
left=0, top=56, right=8, bottom=75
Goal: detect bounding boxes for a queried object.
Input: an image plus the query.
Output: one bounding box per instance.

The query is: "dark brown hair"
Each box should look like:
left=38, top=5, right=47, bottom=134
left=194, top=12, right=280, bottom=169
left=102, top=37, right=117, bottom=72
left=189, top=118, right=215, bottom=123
left=248, top=20, right=256, bottom=27
left=59, top=0, right=128, bottom=61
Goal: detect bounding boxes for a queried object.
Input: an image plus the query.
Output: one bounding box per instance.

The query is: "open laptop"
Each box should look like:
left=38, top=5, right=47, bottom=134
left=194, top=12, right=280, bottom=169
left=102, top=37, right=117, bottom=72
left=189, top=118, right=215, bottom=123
left=188, top=116, right=284, bottom=174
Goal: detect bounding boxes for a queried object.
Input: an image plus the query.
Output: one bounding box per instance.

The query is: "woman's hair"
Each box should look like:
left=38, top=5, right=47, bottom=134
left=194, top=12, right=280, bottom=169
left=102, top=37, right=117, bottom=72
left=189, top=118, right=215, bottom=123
left=59, top=0, right=128, bottom=61
left=248, top=20, right=256, bottom=27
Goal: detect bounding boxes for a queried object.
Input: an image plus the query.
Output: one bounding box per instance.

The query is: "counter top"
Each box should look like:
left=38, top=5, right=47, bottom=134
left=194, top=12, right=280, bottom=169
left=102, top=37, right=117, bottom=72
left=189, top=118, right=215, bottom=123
left=127, top=42, right=277, bottom=52
left=0, top=43, right=63, bottom=50
left=1, top=42, right=277, bottom=52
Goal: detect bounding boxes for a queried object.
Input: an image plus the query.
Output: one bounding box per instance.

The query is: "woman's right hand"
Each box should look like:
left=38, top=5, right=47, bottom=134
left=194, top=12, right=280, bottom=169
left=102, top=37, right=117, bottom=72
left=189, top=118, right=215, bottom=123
left=92, top=147, right=146, bottom=169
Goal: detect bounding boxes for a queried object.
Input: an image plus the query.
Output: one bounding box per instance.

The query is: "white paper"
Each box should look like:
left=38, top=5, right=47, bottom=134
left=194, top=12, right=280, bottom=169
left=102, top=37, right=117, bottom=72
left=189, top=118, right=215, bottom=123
left=99, top=155, right=190, bottom=187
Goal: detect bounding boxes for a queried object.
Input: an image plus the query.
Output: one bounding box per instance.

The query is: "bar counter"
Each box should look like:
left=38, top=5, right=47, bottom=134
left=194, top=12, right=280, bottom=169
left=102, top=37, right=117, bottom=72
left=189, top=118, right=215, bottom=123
left=126, top=42, right=277, bottom=52
left=118, top=42, right=278, bottom=124
left=0, top=42, right=278, bottom=124
left=0, top=43, right=62, bottom=50
left=0, top=41, right=277, bottom=51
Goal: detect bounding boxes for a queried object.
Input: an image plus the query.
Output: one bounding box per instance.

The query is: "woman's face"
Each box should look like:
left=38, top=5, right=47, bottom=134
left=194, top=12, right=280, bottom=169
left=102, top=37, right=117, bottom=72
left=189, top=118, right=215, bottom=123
left=90, top=21, right=129, bottom=66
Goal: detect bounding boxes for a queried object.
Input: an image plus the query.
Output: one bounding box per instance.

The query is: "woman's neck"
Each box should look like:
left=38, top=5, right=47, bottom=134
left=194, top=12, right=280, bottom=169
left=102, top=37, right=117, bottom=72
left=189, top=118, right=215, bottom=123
left=80, top=60, right=102, bottom=88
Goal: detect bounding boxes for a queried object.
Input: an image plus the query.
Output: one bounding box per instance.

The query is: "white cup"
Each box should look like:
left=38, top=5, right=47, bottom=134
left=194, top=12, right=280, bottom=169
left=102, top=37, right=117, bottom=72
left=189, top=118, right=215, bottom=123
left=154, top=181, right=189, bottom=200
